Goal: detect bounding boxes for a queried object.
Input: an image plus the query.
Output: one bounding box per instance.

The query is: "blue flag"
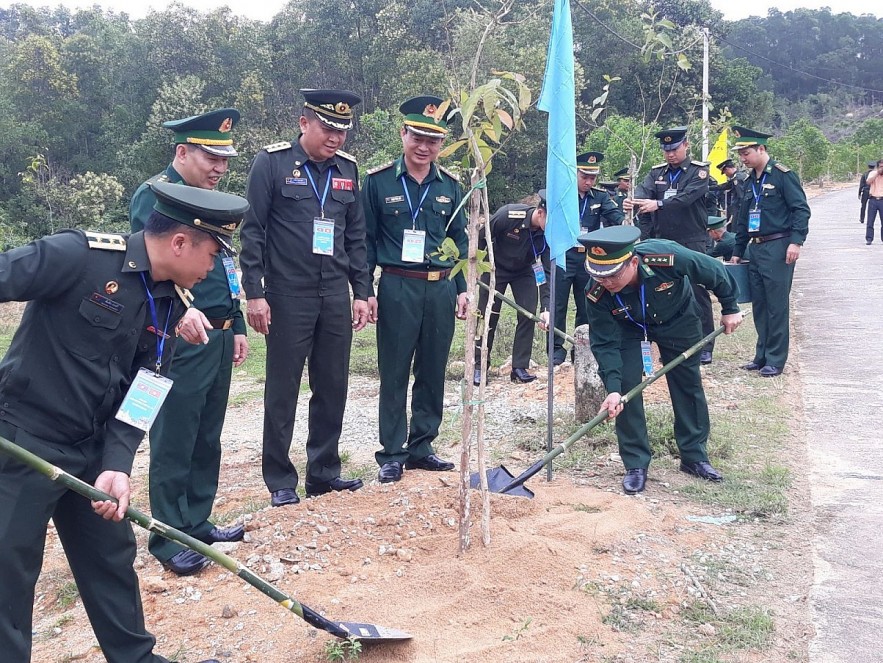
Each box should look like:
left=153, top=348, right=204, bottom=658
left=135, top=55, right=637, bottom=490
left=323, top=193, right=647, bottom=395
left=538, top=0, right=578, bottom=265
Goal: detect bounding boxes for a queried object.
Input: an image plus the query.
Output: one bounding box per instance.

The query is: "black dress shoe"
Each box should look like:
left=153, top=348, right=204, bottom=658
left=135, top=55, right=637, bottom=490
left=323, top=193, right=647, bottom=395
left=378, top=461, right=403, bottom=483
left=552, top=350, right=566, bottom=366
left=473, top=369, right=482, bottom=386
left=680, top=460, right=724, bottom=482
left=510, top=367, right=537, bottom=383
left=699, top=351, right=713, bottom=365
left=759, top=365, right=782, bottom=377
left=741, top=360, right=763, bottom=371
left=270, top=487, right=300, bottom=507
left=163, top=549, right=210, bottom=576
left=405, top=453, right=455, bottom=471
left=622, top=468, right=647, bottom=494
left=199, top=523, right=245, bottom=543
left=305, top=476, right=364, bottom=497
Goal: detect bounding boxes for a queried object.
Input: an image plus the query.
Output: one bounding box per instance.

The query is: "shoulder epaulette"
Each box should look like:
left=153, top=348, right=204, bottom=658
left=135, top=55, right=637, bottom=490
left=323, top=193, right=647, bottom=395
left=367, top=160, right=395, bottom=175
left=263, top=141, right=291, bottom=153
left=586, top=281, right=605, bottom=303
left=174, top=285, right=194, bottom=308
left=691, top=160, right=710, bottom=167
left=592, top=186, right=608, bottom=194
left=336, top=149, right=357, bottom=163
left=437, top=164, right=460, bottom=181
left=652, top=162, right=667, bottom=170
left=508, top=210, right=527, bottom=219
left=85, top=232, right=127, bottom=251
left=774, top=162, right=791, bottom=173
left=641, top=253, right=675, bottom=267
left=146, top=172, right=169, bottom=185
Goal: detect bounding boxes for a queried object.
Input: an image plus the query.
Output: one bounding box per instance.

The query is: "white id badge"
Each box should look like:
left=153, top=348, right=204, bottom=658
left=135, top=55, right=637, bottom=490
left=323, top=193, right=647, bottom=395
left=663, top=188, right=678, bottom=200
left=222, top=255, right=241, bottom=300
left=312, top=218, right=335, bottom=255
left=748, top=210, right=761, bottom=232
left=640, top=340, right=654, bottom=377
left=532, top=260, right=546, bottom=285
left=401, top=229, right=426, bottom=263
left=115, top=368, right=174, bottom=432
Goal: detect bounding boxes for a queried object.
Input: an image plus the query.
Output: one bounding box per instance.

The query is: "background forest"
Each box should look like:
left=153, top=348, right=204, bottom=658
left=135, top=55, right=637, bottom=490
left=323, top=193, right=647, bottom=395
left=0, top=0, right=880, bottom=247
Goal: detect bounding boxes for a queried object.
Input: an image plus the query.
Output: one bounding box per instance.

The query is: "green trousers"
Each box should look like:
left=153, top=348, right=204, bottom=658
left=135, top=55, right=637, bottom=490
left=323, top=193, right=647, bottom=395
left=376, top=274, right=456, bottom=466
left=553, top=247, right=589, bottom=360
left=748, top=239, right=795, bottom=369
left=148, top=328, right=234, bottom=563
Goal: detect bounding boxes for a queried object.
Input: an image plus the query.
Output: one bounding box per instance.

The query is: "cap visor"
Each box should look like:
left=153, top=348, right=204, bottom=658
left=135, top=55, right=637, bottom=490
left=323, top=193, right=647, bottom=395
left=315, top=114, right=353, bottom=131
left=405, top=125, right=446, bottom=138
left=661, top=139, right=685, bottom=152
left=585, top=257, right=630, bottom=278
left=198, top=144, right=238, bottom=158
left=212, top=233, right=236, bottom=256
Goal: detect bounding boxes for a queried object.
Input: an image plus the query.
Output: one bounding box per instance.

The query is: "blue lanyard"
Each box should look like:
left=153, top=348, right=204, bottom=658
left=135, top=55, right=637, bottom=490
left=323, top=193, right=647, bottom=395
left=400, top=176, right=431, bottom=229
left=667, top=169, right=682, bottom=188
left=615, top=284, right=648, bottom=341
left=579, top=195, right=589, bottom=222
left=140, top=273, right=173, bottom=374
left=750, top=173, right=768, bottom=210
left=304, top=163, right=332, bottom=217
left=530, top=231, right=547, bottom=261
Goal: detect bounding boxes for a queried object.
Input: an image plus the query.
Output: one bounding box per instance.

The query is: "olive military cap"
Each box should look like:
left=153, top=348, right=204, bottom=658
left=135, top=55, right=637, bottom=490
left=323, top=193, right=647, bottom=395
left=716, top=159, right=736, bottom=172
left=400, top=95, right=450, bottom=137
left=731, top=126, right=773, bottom=149
left=613, top=167, right=631, bottom=181
left=578, top=225, right=641, bottom=278
left=655, top=126, right=688, bottom=151
left=162, top=108, right=240, bottom=157
left=301, top=89, right=361, bottom=130
left=707, top=216, right=727, bottom=231
left=150, top=180, right=248, bottom=254
left=576, top=151, right=604, bottom=174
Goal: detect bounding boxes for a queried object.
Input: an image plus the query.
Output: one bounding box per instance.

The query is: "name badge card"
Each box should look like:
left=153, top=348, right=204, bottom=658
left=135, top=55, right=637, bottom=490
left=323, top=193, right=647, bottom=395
left=222, top=255, right=241, bottom=300
left=312, top=218, right=335, bottom=255
left=640, top=341, right=654, bottom=377
left=663, top=188, right=678, bottom=200
left=748, top=210, right=761, bottom=232
left=115, top=368, right=174, bottom=432
left=532, top=260, right=547, bottom=286
left=401, top=229, right=426, bottom=263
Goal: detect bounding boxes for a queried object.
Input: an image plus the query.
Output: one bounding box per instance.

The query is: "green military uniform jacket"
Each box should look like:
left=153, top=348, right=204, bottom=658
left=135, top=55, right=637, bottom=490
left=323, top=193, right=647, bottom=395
left=613, top=189, right=628, bottom=212
left=733, top=159, right=810, bottom=258
left=482, top=203, right=551, bottom=310
left=0, top=230, right=189, bottom=474
left=585, top=239, right=739, bottom=394
left=240, top=139, right=373, bottom=301
left=130, top=164, right=245, bottom=334
left=579, top=187, right=624, bottom=234
left=363, top=156, right=468, bottom=293
left=635, top=159, right=710, bottom=243
left=709, top=231, right=736, bottom=261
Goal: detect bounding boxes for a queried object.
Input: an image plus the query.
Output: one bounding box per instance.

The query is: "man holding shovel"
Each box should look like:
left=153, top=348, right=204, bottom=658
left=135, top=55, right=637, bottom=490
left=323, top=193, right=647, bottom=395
left=582, top=226, right=742, bottom=495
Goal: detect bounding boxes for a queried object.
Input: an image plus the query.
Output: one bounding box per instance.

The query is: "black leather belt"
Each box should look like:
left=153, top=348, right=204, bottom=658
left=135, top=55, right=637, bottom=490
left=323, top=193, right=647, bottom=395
left=749, top=232, right=789, bottom=245
left=871, top=196, right=883, bottom=200
left=383, top=267, right=451, bottom=281
left=207, top=318, right=234, bottom=330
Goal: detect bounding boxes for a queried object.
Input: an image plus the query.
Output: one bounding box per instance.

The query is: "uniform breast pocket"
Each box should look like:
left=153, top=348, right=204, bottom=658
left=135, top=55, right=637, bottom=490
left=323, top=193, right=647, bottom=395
left=432, top=201, right=452, bottom=219
left=280, top=185, right=315, bottom=204
left=383, top=202, right=411, bottom=223
left=67, top=298, right=123, bottom=359
left=330, top=188, right=355, bottom=206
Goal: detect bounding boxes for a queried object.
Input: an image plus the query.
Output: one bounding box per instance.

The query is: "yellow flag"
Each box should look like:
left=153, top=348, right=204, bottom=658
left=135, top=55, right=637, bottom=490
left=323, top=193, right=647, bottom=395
left=707, top=129, right=729, bottom=184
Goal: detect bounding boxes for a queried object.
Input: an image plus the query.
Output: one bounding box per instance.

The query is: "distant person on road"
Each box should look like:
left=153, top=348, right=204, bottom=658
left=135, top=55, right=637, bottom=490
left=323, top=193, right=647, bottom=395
left=858, top=160, right=875, bottom=225
left=864, top=159, right=883, bottom=245
left=729, top=126, right=810, bottom=378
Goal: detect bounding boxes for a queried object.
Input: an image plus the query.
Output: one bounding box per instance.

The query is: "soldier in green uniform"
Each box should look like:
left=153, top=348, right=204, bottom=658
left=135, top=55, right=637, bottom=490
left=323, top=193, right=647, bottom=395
left=581, top=226, right=742, bottom=494
left=729, top=126, right=810, bottom=377
left=612, top=167, right=631, bottom=212
left=240, top=89, right=373, bottom=507
left=130, top=109, right=248, bottom=576
left=552, top=151, right=624, bottom=365
left=473, top=191, right=550, bottom=386
left=707, top=215, right=736, bottom=261
left=625, top=127, right=717, bottom=365
left=0, top=182, right=245, bottom=663
left=713, top=158, right=746, bottom=227
left=363, top=95, right=468, bottom=484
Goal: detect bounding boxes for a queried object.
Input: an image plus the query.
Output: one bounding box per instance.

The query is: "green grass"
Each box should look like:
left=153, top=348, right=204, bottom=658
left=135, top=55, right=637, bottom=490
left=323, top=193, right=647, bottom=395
left=680, top=601, right=775, bottom=659
left=56, top=581, right=79, bottom=610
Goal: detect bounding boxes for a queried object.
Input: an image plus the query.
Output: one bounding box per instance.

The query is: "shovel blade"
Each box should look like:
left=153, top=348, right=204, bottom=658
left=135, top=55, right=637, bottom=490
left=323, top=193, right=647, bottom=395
left=337, top=621, right=412, bottom=641
left=469, top=465, right=535, bottom=498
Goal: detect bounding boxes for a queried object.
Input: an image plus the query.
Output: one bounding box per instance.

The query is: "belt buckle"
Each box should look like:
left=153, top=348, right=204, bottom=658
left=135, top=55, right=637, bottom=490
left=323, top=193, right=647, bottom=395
left=223, top=319, right=233, bottom=330
left=427, top=271, right=440, bottom=282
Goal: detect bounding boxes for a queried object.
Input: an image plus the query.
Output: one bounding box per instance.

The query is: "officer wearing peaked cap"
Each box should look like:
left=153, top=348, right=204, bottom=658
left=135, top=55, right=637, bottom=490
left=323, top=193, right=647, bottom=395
left=363, top=94, right=468, bottom=484
left=130, top=108, right=250, bottom=577
left=0, top=183, right=245, bottom=663
left=474, top=190, right=551, bottom=386
left=552, top=151, right=624, bottom=366
left=729, top=125, right=809, bottom=378
left=240, top=88, right=372, bottom=507
left=612, top=167, right=631, bottom=212
left=580, top=226, right=742, bottom=495
left=706, top=215, right=736, bottom=261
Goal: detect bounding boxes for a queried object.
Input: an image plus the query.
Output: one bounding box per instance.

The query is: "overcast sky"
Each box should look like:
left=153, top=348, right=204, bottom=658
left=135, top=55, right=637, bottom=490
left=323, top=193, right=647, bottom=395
left=0, top=0, right=878, bottom=23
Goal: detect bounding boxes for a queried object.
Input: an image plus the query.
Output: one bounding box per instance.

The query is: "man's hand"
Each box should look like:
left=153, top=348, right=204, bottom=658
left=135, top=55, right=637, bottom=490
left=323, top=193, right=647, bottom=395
left=785, top=243, right=801, bottom=265
left=455, top=293, right=469, bottom=320
left=246, top=297, right=271, bottom=335
left=729, top=256, right=742, bottom=264
left=720, top=311, right=743, bottom=334
left=599, top=393, right=624, bottom=420
left=624, top=198, right=660, bottom=215
left=232, top=334, right=249, bottom=366
left=366, top=296, right=379, bottom=324
left=538, top=310, right=550, bottom=331
left=91, top=471, right=130, bottom=522
left=352, top=299, right=370, bottom=331
left=176, top=307, right=211, bottom=345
